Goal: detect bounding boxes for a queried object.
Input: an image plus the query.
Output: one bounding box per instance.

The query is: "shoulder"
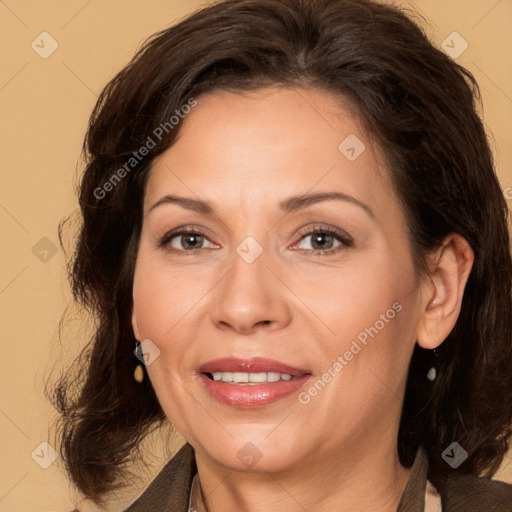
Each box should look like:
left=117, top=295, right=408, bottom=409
left=441, top=472, right=512, bottom=512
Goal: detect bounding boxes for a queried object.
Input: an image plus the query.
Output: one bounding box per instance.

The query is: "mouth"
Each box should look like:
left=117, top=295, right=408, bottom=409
left=204, top=371, right=302, bottom=384
left=198, top=357, right=312, bottom=408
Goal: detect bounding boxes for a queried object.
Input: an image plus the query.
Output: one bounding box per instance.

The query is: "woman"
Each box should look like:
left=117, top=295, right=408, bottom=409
left=52, top=0, right=512, bottom=510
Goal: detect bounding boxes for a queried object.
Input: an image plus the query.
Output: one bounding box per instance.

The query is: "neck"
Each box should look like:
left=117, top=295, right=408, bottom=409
left=193, top=436, right=411, bottom=512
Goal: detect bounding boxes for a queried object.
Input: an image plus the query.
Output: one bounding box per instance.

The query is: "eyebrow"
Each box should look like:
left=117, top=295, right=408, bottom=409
left=280, top=191, right=374, bottom=218
left=147, top=191, right=374, bottom=218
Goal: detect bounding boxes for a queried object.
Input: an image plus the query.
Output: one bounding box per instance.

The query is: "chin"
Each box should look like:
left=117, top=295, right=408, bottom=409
left=193, top=433, right=303, bottom=473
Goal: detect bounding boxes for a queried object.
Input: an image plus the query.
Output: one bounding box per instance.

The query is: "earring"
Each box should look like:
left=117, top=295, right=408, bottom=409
left=134, top=341, right=144, bottom=383
left=427, top=348, right=438, bottom=381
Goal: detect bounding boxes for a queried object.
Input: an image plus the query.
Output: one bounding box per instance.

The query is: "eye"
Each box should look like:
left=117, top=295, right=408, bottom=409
left=292, top=225, right=353, bottom=255
left=158, top=229, right=218, bottom=252
left=157, top=224, right=353, bottom=255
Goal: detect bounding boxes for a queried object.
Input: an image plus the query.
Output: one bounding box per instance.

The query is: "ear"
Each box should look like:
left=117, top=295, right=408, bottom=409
left=416, top=233, right=474, bottom=350
left=131, top=305, right=142, bottom=341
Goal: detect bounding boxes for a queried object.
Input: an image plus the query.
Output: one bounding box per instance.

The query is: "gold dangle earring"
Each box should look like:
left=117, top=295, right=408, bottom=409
left=134, top=341, right=144, bottom=383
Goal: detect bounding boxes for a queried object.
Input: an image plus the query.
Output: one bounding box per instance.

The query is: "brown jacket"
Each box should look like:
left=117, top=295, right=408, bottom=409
left=123, top=443, right=512, bottom=511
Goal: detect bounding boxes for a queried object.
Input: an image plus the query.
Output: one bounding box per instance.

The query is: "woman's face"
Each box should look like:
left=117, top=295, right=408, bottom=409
left=132, top=86, right=424, bottom=472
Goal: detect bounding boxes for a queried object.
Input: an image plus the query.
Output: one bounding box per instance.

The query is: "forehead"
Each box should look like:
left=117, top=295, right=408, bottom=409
left=145, top=86, right=397, bottom=220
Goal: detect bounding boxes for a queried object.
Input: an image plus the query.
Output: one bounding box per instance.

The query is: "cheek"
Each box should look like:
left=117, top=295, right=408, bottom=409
left=300, top=251, right=409, bottom=333
left=131, top=254, right=199, bottom=422
left=309, top=249, right=417, bottom=378
left=132, top=250, right=208, bottom=340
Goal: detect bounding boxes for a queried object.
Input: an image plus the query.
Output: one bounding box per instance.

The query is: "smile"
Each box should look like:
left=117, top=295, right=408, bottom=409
left=198, top=357, right=312, bottom=408
left=207, top=371, right=300, bottom=384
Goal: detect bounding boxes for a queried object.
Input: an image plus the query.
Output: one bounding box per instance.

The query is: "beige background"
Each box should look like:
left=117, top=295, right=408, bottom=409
left=1, top=0, right=511, bottom=510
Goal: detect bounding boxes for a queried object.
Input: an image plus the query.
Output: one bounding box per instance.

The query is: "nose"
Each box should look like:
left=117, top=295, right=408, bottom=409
left=209, top=246, right=293, bottom=334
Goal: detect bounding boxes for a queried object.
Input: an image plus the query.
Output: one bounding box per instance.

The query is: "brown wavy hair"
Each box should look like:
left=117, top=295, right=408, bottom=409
left=49, top=0, right=512, bottom=504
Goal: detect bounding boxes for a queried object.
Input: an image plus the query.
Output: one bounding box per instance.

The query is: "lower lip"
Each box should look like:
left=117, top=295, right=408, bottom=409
left=199, top=373, right=311, bottom=408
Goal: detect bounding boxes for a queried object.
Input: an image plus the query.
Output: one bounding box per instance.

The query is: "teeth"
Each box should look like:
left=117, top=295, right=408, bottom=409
left=233, top=372, right=248, bottom=382
left=267, top=372, right=281, bottom=382
left=211, top=371, right=296, bottom=384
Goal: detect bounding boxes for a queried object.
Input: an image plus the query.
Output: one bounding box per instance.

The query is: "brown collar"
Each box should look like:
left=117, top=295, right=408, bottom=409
left=397, top=446, right=429, bottom=511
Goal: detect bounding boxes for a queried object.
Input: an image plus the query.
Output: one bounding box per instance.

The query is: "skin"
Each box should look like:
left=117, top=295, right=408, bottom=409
left=131, top=86, right=474, bottom=512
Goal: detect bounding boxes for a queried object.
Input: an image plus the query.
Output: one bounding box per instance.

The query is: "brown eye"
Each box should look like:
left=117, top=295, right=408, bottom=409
left=308, top=232, right=336, bottom=250
left=176, top=233, right=204, bottom=250
left=159, top=229, right=218, bottom=252
left=293, top=226, right=354, bottom=255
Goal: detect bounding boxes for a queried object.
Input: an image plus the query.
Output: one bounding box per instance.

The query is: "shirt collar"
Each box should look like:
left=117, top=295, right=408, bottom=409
left=397, top=445, right=429, bottom=511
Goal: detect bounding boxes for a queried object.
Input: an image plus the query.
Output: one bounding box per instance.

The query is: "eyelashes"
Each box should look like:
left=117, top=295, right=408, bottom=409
left=157, top=224, right=354, bottom=256
left=291, top=225, right=354, bottom=254
left=158, top=228, right=217, bottom=252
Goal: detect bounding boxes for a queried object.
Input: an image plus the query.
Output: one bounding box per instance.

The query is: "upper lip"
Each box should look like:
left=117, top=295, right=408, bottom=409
left=199, top=357, right=310, bottom=376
